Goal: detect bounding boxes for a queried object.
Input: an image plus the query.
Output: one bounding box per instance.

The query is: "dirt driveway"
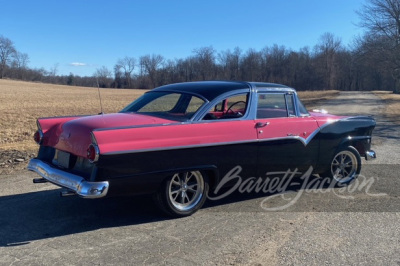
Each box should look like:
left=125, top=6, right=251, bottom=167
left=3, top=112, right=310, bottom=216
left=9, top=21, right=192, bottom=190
left=0, top=92, right=399, bottom=265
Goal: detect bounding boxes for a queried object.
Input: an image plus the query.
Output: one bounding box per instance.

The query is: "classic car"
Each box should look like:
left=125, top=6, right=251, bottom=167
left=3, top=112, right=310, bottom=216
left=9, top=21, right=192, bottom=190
left=28, top=81, right=376, bottom=216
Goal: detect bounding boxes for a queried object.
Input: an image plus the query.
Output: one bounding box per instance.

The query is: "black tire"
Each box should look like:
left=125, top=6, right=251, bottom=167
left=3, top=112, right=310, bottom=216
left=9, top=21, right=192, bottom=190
left=153, top=171, right=209, bottom=217
left=322, top=146, right=362, bottom=184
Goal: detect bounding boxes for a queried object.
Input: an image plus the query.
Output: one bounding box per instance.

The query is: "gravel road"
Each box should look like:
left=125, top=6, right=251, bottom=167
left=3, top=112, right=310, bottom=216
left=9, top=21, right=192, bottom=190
left=0, top=92, right=399, bottom=265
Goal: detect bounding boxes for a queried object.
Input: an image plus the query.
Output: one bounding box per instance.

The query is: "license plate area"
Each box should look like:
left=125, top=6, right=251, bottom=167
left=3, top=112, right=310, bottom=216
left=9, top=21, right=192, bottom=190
left=56, top=150, right=70, bottom=169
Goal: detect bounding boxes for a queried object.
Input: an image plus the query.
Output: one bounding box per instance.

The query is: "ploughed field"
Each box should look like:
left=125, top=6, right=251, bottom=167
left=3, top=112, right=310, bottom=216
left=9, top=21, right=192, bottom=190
left=0, top=79, right=339, bottom=173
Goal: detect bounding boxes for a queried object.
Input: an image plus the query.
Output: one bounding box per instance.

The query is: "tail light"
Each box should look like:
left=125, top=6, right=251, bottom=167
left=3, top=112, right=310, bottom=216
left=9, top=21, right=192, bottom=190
left=87, top=144, right=99, bottom=163
left=33, top=130, right=43, bottom=144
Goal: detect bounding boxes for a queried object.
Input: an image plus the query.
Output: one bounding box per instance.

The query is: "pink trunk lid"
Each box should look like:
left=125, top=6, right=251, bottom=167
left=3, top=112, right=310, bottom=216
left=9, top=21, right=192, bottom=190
left=44, top=113, right=175, bottom=157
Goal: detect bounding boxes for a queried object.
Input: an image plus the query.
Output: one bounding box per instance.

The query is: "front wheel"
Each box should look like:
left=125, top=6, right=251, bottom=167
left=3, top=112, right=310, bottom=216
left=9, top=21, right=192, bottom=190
left=153, top=171, right=209, bottom=217
left=323, top=146, right=362, bottom=184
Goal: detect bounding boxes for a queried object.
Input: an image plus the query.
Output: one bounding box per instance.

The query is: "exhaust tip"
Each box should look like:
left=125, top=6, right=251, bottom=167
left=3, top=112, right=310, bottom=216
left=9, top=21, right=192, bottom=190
left=33, top=178, right=48, bottom=184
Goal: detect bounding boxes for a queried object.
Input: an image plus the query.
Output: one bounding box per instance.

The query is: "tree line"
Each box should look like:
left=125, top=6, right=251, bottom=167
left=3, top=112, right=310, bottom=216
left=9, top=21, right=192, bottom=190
left=1, top=0, right=399, bottom=93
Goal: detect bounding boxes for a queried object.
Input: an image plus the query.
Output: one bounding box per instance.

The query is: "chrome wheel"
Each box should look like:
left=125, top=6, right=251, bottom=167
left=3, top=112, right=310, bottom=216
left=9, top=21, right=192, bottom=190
left=330, top=150, right=359, bottom=183
left=168, top=171, right=205, bottom=211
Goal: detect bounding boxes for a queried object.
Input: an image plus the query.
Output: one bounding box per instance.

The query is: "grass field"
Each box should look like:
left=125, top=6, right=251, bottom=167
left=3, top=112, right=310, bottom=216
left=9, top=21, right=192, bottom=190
left=0, top=79, right=339, bottom=153
left=373, top=91, right=400, bottom=124
left=0, top=79, right=145, bottom=152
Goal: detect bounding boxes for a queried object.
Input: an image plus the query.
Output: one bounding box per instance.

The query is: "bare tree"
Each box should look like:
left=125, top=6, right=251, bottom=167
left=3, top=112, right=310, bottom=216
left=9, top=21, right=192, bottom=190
left=218, top=47, right=242, bottom=80
left=12, top=51, right=29, bottom=69
left=357, top=0, right=400, bottom=43
left=50, top=63, right=59, bottom=76
left=357, top=0, right=400, bottom=92
left=192, top=46, right=216, bottom=80
left=0, top=35, right=17, bottom=78
left=140, top=54, right=164, bottom=88
left=115, top=56, right=136, bottom=88
left=314, top=32, right=343, bottom=90
left=241, top=48, right=261, bottom=81
left=94, top=66, right=113, bottom=88
left=10, top=51, right=30, bottom=79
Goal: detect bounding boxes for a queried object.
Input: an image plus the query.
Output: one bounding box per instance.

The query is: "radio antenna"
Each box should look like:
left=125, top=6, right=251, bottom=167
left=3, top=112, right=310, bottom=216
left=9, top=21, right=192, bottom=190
left=96, top=77, right=104, bottom=115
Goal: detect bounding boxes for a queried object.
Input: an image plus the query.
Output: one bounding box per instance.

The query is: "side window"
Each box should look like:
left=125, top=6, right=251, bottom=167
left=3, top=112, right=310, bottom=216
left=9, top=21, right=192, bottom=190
left=297, top=99, right=310, bottom=117
left=225, top=94, right=247, bottom=113
left=186, top=96, right=205, bottom=113
left=203, top=93, right=248, bottom=120
left=285, top=94, right=296, bottom=117
left=257, top=93, right=288, bottom=119
left=138, top=93, right=181, bottom=112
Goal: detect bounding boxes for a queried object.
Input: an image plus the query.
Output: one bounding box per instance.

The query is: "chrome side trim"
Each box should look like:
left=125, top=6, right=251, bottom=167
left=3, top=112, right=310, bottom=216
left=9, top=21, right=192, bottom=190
left=28, top=159, right=108, bottom=198
left=93, top=121, right=185, bottom=132
left=103, top=139, right=259, bottom=155
left=102, top=133, right=323, bottom=156
left=101, top=116, right=369, bottom=156
left=365, top=150, right=376, bottom=160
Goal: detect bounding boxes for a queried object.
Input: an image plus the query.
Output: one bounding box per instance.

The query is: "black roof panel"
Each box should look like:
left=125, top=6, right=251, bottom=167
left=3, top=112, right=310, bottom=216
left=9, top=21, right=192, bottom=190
left=151, top=81, right=291, bottom=101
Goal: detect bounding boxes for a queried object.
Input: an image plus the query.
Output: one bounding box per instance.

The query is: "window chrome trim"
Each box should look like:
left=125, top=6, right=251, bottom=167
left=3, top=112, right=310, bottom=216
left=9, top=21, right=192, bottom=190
left=191, top=89, right=252, bottom=121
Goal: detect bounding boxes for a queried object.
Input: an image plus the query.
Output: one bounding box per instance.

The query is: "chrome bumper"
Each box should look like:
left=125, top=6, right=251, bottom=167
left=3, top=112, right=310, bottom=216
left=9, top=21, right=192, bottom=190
left=28, top=158, right=109, bottom=198
left=365, top=150, right=377, bottom=160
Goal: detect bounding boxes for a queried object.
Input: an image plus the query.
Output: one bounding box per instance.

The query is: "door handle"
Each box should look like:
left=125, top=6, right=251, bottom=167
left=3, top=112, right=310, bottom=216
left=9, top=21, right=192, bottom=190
left=255, top=122, right=270, bottom=128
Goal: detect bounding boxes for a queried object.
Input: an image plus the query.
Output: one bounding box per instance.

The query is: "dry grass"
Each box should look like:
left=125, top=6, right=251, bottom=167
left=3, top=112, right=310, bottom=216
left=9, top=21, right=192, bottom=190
left=297, top=90, right=340, bottom=107
left=373, top=91, right=400, bottom=124
left=0, top=79, right=339, bottom=153
left=0, top=79, right=146, bottom=152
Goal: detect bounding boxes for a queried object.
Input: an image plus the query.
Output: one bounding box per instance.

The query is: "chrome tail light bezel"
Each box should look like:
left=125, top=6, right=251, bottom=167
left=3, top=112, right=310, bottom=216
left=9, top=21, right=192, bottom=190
left=34, top=120, right=44, bottom=144
left=87, top=132, right=100, bottom=163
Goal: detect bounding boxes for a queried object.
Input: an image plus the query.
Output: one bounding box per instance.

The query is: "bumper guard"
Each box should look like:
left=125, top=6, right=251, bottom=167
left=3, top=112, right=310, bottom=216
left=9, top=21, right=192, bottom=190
left=365, top=150, right=377, bottom=160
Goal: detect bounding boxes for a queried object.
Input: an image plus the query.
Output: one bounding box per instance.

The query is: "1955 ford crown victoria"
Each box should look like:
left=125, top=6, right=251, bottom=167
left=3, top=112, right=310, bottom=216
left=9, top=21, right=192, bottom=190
left=28, top=81, right=376, bottom=216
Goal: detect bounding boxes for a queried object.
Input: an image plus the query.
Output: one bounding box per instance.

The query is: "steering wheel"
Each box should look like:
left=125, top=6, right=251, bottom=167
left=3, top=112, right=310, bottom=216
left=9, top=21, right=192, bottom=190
left=226, top=101, right=246, bottom=115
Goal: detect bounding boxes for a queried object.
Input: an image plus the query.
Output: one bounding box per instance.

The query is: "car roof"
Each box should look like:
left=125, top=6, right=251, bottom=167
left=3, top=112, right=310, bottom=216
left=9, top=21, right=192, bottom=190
left=151, top=81, right=292, bottom=101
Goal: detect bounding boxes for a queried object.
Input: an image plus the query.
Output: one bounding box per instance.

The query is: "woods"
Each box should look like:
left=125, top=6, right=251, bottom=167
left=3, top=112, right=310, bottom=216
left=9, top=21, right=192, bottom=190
left=1, top=0, right=400, bottom=92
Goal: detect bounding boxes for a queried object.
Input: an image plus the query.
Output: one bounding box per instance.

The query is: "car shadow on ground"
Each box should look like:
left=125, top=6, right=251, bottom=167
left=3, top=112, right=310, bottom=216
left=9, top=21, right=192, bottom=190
left=0, top=190, right=165, bottom=247
left=0, top=172, right=315, bottom=246
left=0, top=173, right=351, bottom=247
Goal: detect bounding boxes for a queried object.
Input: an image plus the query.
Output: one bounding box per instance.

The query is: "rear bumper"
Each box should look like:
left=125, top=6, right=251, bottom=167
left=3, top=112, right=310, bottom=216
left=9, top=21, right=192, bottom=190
left=28, top=158, right=109, bottom=198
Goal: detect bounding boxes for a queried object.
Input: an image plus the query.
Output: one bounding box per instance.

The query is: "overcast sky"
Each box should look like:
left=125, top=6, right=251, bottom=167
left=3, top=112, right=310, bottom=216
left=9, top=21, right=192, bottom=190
left=0, top=0, right=366, bottom=76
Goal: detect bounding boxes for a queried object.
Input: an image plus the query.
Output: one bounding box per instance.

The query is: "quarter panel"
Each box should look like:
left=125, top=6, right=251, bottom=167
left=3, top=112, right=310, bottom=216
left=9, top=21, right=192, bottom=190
left=93, top=120, right=258, bottom=154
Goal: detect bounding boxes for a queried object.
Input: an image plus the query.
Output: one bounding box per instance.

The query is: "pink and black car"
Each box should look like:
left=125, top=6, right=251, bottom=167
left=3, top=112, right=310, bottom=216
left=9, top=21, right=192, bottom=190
left=28, top=81, right=376, bottom=216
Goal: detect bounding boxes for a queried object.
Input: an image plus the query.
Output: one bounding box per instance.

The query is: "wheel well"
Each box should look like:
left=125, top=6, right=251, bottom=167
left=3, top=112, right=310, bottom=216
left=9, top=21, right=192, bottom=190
left=339, top=137, right=370, bottom=157
left=155, top=166, right=219, bottom=190
left=202, top=169, right=219, bottom=190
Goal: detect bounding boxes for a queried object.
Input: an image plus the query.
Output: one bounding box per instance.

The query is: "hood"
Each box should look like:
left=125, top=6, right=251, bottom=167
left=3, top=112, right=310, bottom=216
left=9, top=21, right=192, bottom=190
left=42, top=113, right=175, bottom=157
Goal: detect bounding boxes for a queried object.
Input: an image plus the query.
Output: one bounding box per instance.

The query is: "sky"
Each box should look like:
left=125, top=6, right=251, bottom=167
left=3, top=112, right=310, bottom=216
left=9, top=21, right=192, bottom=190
left=0, top=0, right=366, bottom=77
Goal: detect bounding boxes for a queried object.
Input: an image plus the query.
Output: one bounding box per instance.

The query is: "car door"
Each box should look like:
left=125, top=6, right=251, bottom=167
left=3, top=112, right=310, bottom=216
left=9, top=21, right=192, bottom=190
left=255, top=92, right=320, bottom=176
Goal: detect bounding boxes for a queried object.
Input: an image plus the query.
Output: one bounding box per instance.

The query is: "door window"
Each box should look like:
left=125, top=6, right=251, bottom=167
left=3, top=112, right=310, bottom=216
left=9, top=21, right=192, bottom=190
left=257, top=93, right=289, bottom=119
left=202, top=93, right=248, bottom=120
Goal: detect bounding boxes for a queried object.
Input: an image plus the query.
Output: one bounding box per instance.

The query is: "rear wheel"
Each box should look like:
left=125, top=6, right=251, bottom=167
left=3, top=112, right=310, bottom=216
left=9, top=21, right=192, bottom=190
left=154, top=170, right=209, bottom=217
left=323, top=146, right=361, bottom=184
